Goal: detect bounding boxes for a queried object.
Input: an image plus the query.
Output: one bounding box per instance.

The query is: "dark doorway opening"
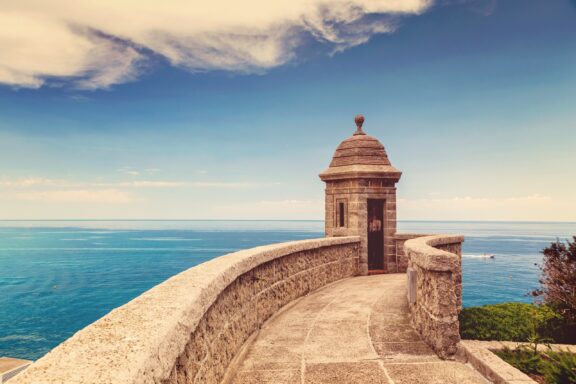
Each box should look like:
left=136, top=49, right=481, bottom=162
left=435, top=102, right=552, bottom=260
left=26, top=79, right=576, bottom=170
left=367, top=199, right=385, bottom=271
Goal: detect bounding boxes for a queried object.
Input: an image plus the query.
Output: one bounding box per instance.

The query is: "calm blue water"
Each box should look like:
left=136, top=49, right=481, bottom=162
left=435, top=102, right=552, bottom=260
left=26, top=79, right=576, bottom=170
left=0, top=220, right=574, bottom=360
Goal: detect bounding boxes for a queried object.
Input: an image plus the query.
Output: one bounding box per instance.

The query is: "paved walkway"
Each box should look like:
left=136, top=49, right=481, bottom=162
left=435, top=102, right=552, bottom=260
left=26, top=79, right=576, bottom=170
left=231, top=274, right=488, bottom=384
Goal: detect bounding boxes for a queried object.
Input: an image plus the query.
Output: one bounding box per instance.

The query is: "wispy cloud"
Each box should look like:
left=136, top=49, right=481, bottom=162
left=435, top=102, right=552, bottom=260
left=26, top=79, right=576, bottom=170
left=398, top=194, right=553, bottom=208
left=188, top=182, right=262, bottom=189
left=0, top=0, right=432, bottom=89
left=211, top=199, right=324, bottom=219
left=117, top=167, right=141, bottom=176
left=4, top=189, right=135, bottom=203
left=0, top=176, right=274, bottom=189
left=0, top=177, right=59, bottom=187
left=95, top=181, right=186, bottom=188
left=396, top=194, right=575, bottom=221
left=0, top=176, right=273, bottom=206
left=0, top=173, right=283, bottom=210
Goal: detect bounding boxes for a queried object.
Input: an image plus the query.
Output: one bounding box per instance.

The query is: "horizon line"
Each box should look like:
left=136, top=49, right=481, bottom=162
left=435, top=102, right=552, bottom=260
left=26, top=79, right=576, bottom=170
left=0, top=219, right=575, bottom=224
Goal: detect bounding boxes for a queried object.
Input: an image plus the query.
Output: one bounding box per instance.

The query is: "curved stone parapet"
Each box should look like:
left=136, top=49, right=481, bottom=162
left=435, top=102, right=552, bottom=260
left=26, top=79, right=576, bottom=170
left=404, top=234, right=464, bottom=359
left=11, top=237, right=360, bottom=384
left=393, top=233, right=430, bottom=272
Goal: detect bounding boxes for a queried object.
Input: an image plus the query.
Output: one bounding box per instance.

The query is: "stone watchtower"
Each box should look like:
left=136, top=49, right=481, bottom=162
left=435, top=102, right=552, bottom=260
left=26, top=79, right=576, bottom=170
left=320, top=115, right=401, bottom=275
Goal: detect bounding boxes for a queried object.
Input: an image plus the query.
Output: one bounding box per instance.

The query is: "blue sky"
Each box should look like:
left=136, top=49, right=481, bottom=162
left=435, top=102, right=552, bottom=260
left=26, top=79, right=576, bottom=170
left=0, top=0, right=575, bottom=220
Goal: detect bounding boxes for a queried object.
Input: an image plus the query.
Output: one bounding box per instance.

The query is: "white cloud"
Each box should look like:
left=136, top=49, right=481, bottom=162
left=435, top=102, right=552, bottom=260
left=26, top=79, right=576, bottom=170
left=0, top=11, right=143, bottom=89
left=0, top=0, right=432, bottom=89
left=396, top=194, right=576, bottom=221
left=96, top=180, right=264, bottom=189
left=188, top=181, right=260, bottom=189
left=117, top=168, right=141, bottom=176
left=211, top=199, right=324, bottom=219
left=0, top=177, right=59, bottom=187
left=5, top=189, right=134, bottom=203
left=398, top=194, right=553, bottom=209
left=96, top=181, right=186, bottom=188
left=0, top=177, right=272, bottom=189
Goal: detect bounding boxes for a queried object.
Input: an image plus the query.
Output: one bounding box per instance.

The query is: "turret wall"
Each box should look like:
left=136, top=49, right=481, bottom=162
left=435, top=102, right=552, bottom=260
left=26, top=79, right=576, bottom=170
left=324, top=178, right=398, bottom=275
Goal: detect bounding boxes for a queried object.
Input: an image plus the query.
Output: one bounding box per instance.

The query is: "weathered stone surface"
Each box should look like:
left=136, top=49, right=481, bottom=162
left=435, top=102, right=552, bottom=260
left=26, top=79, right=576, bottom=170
left=233, top=369, right=300, bottom=384
left=10, top=237, right=360, bottom=384
left=306, top=362, right=389, bottom=384
left=384, top=362, right=487, bottom=384
left=404, top=234, right=464, bottom=360
left=231, top=274, right=488, bottom=384
left=394, top=233, right=427, bottom=272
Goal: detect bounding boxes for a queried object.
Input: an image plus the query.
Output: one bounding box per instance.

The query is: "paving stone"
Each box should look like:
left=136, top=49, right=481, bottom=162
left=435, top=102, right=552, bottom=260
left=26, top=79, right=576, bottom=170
left=370, top=324, right=423, bottom=342
left=384, top=361, right=488, bottom=384
left=231, top=275, right=488, bottom=384
left=305, top=362, right=389, bottom=384
left=240, top=345, right=301, bottom=370
left=234, top=369, right=300, bottom=384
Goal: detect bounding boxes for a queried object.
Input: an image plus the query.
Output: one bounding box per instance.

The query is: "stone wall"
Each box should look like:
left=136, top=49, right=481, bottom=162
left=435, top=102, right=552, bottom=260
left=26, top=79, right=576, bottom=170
left=404, top=234, right=464, bottom=359
left=393, top=233, right=428, bottom=273
left=11, top=237, right=360, bottom=384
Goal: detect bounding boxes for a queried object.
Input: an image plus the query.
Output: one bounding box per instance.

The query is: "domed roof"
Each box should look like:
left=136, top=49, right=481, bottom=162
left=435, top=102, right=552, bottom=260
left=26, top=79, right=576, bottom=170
left=319, top=115, right=401, bottom=181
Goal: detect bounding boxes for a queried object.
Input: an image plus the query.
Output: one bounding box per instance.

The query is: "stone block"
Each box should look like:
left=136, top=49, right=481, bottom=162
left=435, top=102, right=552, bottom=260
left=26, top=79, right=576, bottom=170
left=253, top=261, right=278, bottom=292
left=256, top=283, right=286, bottom=324
left=194, top=352, right=221, bottom=384
left=233, top=369, right=300, bottom=384
left=305, top=362, right=388, bottom=384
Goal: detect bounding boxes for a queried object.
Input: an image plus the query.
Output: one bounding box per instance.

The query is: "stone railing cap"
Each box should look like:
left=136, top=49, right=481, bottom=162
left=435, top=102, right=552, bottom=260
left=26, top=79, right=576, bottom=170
left=404, top=234, right=464, bottom=272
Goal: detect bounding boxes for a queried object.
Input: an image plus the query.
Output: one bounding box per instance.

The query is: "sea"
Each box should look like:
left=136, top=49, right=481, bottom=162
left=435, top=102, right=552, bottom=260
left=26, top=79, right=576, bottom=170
left=0, top=220, right=574, bottom=360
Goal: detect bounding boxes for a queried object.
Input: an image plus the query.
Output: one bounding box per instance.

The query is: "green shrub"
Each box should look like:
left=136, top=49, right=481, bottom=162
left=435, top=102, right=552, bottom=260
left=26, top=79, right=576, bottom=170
left=543, top=350, right=576, bottom=384
left=460, top=302, right=539, bottom=341
left=494, top=348, right=576, bottom=383
left=494, top=347, right=544, bottom=375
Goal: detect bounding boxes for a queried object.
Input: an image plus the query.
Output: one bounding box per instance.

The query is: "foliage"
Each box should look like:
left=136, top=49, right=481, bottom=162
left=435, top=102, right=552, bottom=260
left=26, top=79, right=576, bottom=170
left=532, top=236, right=576, bottom=343
left=494, top=347, right=544, bottom=375
left=460, top=302, right=557, bottom=341
left=542, top=350, right=576, bottom=384
left=532, top=237, right=576, bottom=323
left=525, top=305, right=561, bottom=353
left=494, top=347, right=576, bottom=384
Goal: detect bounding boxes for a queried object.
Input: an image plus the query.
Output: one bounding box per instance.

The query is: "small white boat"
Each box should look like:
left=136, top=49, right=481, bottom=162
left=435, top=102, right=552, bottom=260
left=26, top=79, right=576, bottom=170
left=463, top=254, right=496, bottom=259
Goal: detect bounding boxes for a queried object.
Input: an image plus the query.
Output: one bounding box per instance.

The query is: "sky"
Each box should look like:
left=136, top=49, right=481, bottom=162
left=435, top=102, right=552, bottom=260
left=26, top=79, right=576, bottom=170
left=0, top=0, right=575, bottom=221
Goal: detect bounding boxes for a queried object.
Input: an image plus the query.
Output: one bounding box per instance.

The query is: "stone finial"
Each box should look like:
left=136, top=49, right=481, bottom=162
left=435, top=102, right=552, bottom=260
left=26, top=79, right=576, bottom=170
left=354, top=114, right=365, bottom=135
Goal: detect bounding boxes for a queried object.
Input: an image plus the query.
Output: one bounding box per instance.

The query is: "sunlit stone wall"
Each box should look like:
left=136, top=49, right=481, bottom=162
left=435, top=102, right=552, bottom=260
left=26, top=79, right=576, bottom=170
left=404, top=234, right=464, bottom=359
left=394, top=233, right=428, bottom=272
left=11, top=237, right=360, bottom=384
